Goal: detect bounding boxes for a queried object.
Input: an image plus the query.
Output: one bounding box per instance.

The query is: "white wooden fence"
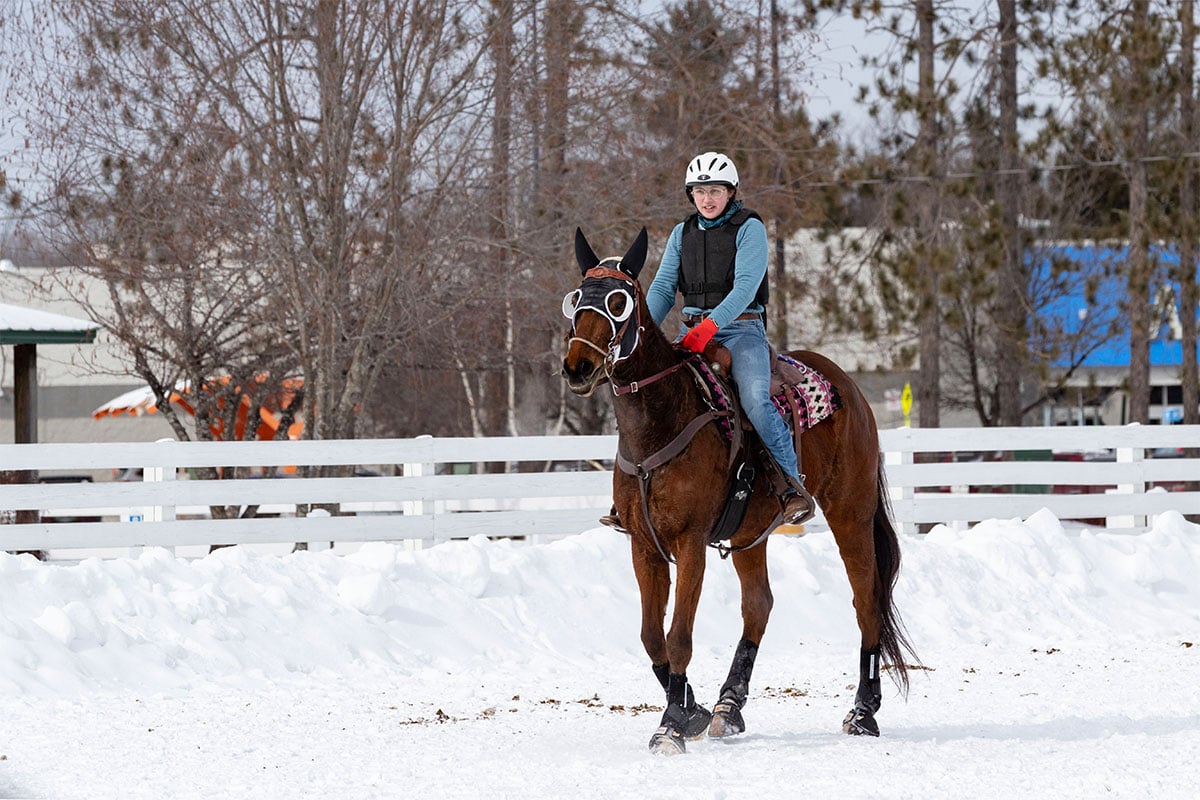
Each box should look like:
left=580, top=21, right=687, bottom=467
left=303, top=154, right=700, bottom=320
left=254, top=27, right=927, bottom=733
left=2, top=425, right=1199, bottom=554
left=881, top=424, right=1200, bottom=531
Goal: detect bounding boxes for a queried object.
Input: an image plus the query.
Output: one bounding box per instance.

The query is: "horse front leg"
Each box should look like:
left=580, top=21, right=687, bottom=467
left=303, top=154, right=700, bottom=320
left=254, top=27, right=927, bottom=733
left=637, top=541, right=711, bottom=755
left=709, top=544, right=773, bottom=739
left=630, top=541, right=670, bottom=672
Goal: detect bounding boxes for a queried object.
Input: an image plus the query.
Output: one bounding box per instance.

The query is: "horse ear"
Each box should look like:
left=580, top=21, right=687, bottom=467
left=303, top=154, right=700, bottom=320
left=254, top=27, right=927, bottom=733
left=619, top=227, right=648, bottom=279
left=574, top=228, right=600, bottom=275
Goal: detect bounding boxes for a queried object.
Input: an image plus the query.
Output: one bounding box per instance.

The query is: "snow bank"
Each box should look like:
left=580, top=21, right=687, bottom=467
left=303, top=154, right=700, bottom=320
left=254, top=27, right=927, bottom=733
left=3, top=511, right=1198, bottom=697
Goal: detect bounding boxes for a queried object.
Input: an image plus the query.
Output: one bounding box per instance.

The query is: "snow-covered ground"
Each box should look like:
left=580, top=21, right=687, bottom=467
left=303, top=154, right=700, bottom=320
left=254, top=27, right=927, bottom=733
left=2, top=509, right=1198, bottom=799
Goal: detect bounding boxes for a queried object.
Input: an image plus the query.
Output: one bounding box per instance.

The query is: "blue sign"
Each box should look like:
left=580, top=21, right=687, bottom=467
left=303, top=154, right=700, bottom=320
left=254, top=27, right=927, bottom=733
left=1162, top=407, right=1183, bottom=424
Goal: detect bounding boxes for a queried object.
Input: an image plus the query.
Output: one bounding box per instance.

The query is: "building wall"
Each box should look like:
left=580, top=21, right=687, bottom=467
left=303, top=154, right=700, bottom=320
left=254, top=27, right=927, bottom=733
left=0, top=384, right=174, bottom=445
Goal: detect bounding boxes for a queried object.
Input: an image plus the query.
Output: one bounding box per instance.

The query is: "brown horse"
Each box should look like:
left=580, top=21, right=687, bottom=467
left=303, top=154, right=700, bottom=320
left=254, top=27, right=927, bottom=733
left=560, top=228, right=916, bottom=755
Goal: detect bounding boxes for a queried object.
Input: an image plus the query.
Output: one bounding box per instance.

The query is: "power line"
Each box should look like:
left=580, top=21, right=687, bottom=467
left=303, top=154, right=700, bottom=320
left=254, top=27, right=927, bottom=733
left=805, top=151, right=1200, bottom=189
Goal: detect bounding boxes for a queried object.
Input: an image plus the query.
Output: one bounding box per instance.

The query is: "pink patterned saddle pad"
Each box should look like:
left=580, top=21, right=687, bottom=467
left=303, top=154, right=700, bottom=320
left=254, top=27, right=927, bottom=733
left=687, top=352, right=841, bottom=438
left=770, top=354, right=841, bottom=432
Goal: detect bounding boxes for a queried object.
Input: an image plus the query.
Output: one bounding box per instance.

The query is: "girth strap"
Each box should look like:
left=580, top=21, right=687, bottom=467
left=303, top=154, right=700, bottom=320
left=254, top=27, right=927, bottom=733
left=783, top=386, right=816, bottom=519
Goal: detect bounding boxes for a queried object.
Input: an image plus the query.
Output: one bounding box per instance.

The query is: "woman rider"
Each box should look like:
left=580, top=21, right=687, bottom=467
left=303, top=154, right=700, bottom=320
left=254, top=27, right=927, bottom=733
left=646, top=151, right=811, bottom=525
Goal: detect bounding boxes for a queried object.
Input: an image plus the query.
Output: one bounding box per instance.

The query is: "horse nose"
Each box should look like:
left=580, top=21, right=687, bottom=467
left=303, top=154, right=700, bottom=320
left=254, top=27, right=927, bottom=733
left=562, top=356, right=594, bottom=383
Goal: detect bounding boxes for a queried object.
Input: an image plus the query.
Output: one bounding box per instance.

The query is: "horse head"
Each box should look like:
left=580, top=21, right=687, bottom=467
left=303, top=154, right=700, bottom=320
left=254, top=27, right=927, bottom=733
left=561, top=228, right=649, bottom=396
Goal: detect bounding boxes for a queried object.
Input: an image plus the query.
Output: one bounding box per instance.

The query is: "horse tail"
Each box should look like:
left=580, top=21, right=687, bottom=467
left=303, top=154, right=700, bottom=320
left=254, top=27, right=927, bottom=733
left=873, top=459, right=919, bottom=695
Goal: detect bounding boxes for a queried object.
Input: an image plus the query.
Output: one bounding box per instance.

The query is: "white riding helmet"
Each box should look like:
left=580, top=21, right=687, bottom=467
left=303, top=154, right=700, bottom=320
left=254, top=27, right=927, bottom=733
left=685, top=151, right=739, bottom=189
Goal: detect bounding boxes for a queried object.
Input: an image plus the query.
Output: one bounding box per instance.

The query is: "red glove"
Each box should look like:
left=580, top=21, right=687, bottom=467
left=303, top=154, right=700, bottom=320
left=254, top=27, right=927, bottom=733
left=680, top=317, right=718, bottom=353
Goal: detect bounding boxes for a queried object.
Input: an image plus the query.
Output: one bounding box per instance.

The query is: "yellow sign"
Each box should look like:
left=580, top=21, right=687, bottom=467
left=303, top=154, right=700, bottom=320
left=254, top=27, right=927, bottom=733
left=900, top=382, right=913, bottom=426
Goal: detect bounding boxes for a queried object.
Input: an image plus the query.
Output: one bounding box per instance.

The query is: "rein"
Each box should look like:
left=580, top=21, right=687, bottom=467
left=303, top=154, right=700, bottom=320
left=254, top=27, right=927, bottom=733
left=611, top=360, right=689, bottom=396
left=613, top=356, right=756, bottom=565
left=567, top=264, right=767, bottom=564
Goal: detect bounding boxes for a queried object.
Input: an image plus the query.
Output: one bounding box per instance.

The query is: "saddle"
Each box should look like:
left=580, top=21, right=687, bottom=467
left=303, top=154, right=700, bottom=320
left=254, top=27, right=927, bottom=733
left=688, top=341, right=840, bottom=545
left=603, top=342, right=840, bottom=558
left=695, top=341, right=841, bottom=462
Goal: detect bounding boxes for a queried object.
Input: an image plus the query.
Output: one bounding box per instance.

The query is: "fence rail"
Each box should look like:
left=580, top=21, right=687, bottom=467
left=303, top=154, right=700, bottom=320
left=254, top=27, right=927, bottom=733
left=2, top=425, right=1198, bottom=553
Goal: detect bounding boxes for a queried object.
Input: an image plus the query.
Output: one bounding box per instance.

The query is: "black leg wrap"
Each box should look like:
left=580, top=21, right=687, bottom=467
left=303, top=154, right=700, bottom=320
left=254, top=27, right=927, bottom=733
left=854, top=647, right=883, bottom=714
left=654, top=673, right=712, bottom=745
left=666, top=671, right=687, bottom=708
left=843, top=647, right=883, bottom=737
left=650, top=701, right=689, bottom=755
left=718, top=637, right=759, bottom=708
left=650, top=672, right=713, bottom=754
left=652, top=662, right=670, bottom=691
left=709, top=638, right=758, bottom=739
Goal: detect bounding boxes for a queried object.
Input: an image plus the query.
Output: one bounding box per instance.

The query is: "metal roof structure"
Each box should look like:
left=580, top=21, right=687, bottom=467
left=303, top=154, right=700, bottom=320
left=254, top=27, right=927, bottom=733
left=1, top=302, right=101, bottom=445
left=0, top=301, right=100, bottom=345
left=1039, top=244, right=1188, bottom=369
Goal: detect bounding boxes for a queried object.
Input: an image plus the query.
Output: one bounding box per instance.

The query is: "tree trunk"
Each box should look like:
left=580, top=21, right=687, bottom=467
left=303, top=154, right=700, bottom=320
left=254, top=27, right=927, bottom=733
left=1127, top=0, right=1152, bottom=424
left=769, top=0, right=789, bottom=346
left=996, top=0, right=1025, bottom=426
left=1181, top=0, right=1199, bottom=427
left=916, top=0, right=941, bottom=427
left=541, top=0, right=570, bottom=236
left=491, top=0, right=517, bottom=437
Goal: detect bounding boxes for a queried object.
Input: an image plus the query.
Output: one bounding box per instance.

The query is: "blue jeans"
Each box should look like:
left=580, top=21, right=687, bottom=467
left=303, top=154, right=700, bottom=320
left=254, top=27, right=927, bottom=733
left=681, top=318, right=800, bottom=481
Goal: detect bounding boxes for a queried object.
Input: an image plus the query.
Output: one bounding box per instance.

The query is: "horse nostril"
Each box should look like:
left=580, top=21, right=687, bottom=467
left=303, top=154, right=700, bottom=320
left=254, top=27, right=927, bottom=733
left=562, top=358, right=594, bottom=382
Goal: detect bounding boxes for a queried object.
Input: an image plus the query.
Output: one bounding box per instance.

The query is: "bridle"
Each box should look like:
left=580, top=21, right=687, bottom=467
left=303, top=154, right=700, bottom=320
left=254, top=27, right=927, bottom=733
left=565, top=262, right=757, bottom=563
left=563, top=263, right=645, bottom=385
left=564, top=263, right=699, bottom=396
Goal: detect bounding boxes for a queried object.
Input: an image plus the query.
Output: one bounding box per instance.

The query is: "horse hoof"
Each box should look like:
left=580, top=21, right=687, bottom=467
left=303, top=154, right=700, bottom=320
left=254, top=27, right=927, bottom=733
left=842, top=705, right=880, bottom=737
left=648, top=726, right=687, bottom=755
left=682, top=703, right=712, bottom=740
left=708, top=700, right=745, bottom=738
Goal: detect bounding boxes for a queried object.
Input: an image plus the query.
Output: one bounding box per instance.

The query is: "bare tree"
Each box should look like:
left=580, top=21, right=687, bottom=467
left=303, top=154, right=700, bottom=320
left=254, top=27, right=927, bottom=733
left=23, top=0, right=496, bottom=450
left=1044, top=0, right=1177, bottom=424
left=810, top=0, right=972, bottom=426
left=912, top=0, right=943, bottom=427
left=1125, top=0, right=1155, bottom=424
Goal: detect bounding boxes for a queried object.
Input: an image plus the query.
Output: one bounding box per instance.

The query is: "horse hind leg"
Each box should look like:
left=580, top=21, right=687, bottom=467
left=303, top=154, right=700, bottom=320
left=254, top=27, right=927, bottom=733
left=843, top=646, right=883, bottom=736
left=831, top=491, right=913, bottom=737
left=823, top=500, right=888, bottom=737
left=839, top=550, right=887, bottom=737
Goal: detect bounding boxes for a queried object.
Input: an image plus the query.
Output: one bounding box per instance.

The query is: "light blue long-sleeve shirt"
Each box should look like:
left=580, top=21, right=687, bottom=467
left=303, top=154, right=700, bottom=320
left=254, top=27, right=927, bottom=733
left=646, top=215, right=769, bottom=330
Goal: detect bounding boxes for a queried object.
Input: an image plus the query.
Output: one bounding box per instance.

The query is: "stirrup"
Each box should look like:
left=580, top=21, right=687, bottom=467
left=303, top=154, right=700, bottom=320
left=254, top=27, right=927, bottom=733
left=598, top=505, right=626, bottom=533
left=781, top=483, right=815, bottom=525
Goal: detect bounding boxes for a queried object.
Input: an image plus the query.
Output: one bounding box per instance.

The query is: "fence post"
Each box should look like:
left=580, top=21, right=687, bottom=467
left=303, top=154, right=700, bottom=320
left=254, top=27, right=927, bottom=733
left=885, top=448, right=915, bottom=535
left=401, top=434, right=434, bottom=550
left=1107, top=444, right=1145, bottom=529
left=130, top=439, right=178, bottom=557
left=305, top=508, right=332, bottom=551
left=149, top=439, right=177, bottom=525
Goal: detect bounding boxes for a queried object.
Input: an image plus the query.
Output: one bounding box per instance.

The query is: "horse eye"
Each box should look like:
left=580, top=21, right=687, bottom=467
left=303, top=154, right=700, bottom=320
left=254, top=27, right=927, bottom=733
left=606, top=289, right=633, bottom=322
left=561, top=290, right=581, bottom=319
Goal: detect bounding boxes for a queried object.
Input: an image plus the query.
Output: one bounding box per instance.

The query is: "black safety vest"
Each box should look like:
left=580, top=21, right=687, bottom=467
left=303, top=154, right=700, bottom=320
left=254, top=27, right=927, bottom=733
left=679, top=208, right=769, bottom=311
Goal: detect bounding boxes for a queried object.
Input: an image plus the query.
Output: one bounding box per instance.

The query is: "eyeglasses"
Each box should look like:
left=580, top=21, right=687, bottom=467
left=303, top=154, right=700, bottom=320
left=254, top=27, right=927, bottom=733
left=691, top=186, right=729, bottom=199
